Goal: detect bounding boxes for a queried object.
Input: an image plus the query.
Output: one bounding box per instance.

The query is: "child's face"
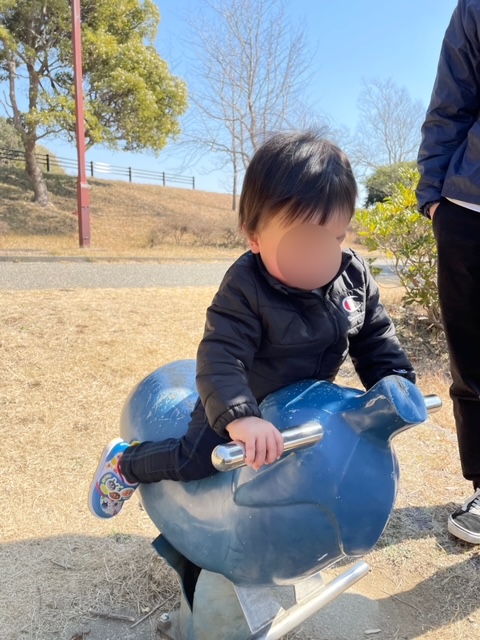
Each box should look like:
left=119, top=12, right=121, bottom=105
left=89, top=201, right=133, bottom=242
left=247, top=213, right=349, bottom=290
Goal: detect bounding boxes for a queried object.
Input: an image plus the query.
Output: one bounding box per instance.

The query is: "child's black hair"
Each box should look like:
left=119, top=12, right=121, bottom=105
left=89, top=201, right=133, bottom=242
left=238, top=131, right=357, bottom=234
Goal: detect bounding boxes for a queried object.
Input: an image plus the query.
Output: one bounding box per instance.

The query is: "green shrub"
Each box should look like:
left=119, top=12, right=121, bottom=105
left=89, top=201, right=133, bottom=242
left=355, top=167, right=441, bottom=328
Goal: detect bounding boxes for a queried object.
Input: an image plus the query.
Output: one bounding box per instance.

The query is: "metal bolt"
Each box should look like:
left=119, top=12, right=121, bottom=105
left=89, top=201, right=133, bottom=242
left=158, top=612, right=171, bottom=629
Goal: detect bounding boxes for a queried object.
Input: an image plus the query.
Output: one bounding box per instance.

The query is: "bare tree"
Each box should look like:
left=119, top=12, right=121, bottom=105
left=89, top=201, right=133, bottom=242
left=181, top=0, right=328, bottom=209
left=349, top=78, right=425, bottom=175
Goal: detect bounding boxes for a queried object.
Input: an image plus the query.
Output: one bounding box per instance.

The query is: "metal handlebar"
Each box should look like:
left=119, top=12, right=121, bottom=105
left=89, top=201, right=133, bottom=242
left=424, top=394, right=442, bottom=414
left=211, top=394, right=443, bottom=473
left=211, top=421, right=324, bottom=472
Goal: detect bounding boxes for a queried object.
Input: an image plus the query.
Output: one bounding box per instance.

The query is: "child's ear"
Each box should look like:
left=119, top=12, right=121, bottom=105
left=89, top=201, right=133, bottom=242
left=244, top=227, right=260, bottom=254
left=247, top=235, right=261, bottom=254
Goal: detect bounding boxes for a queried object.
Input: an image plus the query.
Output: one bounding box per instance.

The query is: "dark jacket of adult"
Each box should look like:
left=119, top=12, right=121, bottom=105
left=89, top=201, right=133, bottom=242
left=417, top=0, right=480, bottom=214
left=196, top=250, right=415, bottom=437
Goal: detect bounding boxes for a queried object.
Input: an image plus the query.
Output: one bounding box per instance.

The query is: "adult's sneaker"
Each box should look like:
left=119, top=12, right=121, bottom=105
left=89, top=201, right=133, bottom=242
left=88, top=438, right=139, bottom=519
left=448, top=488, right=480, bottom=544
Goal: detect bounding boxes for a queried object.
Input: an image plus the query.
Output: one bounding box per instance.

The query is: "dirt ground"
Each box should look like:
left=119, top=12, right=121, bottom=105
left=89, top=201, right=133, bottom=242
left=2, top=284, right=480, bottom=640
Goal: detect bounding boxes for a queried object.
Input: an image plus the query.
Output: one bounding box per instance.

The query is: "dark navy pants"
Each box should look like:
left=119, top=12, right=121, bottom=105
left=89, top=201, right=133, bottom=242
left=433, top=198, right=480, bottom=488
left=119, top=401, right=228, bottom=483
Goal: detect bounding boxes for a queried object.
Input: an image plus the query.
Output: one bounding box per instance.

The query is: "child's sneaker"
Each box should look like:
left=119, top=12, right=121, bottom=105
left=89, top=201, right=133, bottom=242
left=88, top=438, right=139, bottom=519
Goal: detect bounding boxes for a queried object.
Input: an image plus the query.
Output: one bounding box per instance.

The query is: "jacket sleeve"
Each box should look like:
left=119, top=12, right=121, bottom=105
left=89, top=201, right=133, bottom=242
left=196, top=271, right=263, bottom=436
left=417, top=0, right=480, bottom=212
left=348, top=262, right=416, bottom=390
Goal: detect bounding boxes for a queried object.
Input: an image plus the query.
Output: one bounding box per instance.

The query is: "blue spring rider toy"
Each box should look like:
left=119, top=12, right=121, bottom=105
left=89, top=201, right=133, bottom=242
left=120, top=359, right=440, bottom=640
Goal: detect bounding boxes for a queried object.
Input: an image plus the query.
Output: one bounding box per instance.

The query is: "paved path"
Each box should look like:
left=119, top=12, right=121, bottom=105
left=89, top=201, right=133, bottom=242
left=0, top=260, right=399, bottom=290
left=0, top=261, right=233, bottom=290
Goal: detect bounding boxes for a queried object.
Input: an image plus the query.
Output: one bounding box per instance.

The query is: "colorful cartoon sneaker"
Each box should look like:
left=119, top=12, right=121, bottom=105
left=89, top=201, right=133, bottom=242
left=88, top=438, right=139, bottom=519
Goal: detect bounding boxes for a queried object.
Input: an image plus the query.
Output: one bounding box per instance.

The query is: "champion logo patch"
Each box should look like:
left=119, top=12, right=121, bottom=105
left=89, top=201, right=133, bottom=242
left=342, top=296, right=359, bottom=313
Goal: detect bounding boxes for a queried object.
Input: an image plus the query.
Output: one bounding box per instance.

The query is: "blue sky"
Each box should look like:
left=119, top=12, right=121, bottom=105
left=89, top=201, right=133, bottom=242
left=38, top=0, right=459, bottom=192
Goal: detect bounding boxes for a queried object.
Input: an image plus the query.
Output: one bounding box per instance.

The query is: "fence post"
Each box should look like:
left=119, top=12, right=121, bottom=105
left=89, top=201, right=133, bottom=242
left=90, top=161, right=94, bottom=177
left=192, top=176, right=195, bottom=190
left=129, top=167, right=132, bottom=183
left=162, top=172, right=165, bottom=186
left=46, top=154, right=50, bottom=172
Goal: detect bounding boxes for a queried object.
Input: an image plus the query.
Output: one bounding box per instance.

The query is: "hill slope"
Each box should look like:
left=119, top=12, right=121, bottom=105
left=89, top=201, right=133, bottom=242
left=0, top=168, right=243, bottom=258
left=0, top=168, right=366, bottom=259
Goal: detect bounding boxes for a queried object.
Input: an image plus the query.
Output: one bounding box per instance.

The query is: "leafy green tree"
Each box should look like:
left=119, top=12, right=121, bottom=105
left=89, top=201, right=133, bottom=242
left=0, top=115, right=22, bottom=168
left=364, top=161, right=417, bottom=207
left=0, top=115, right=21, bottom=150
left=355, top=166, right=441, bottom=328
left=0, top=0, right=187, bottom=205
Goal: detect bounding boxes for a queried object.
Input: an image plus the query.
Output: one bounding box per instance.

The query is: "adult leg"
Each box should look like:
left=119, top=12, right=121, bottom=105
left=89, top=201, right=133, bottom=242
left=433, top=199, right=480, bottom=485
left=433, top=199, right=480, bottom=542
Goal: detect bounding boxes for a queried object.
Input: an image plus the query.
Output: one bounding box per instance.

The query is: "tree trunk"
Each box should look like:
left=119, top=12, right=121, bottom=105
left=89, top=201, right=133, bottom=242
left=6, top=50, right=50, bottom=206
left=232, top=169, right=237, bottom=211
left=24, top=141, right=49, bottom=206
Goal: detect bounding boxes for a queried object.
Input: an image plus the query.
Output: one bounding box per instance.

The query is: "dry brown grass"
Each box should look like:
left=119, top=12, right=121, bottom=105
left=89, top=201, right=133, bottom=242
left=2, top=281, right=480, bottom=640
left=1, top=287, right=216, bottom=639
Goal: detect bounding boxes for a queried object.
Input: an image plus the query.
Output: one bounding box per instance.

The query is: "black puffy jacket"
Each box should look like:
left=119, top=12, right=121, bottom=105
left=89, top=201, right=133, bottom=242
left=196, top=250, right=415, bottom=437
left=417, top=0, right=480, bottom=212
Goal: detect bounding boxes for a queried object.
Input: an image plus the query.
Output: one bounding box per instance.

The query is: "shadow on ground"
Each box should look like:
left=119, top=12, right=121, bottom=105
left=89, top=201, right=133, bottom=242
left=2, top=514, right=480, bottom=640
left=1, top=533, right=177, bottom=640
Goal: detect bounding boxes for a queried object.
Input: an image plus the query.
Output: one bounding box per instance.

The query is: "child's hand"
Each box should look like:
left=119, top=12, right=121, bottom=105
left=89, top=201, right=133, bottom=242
left=226, top=417, right=284, bottom=470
